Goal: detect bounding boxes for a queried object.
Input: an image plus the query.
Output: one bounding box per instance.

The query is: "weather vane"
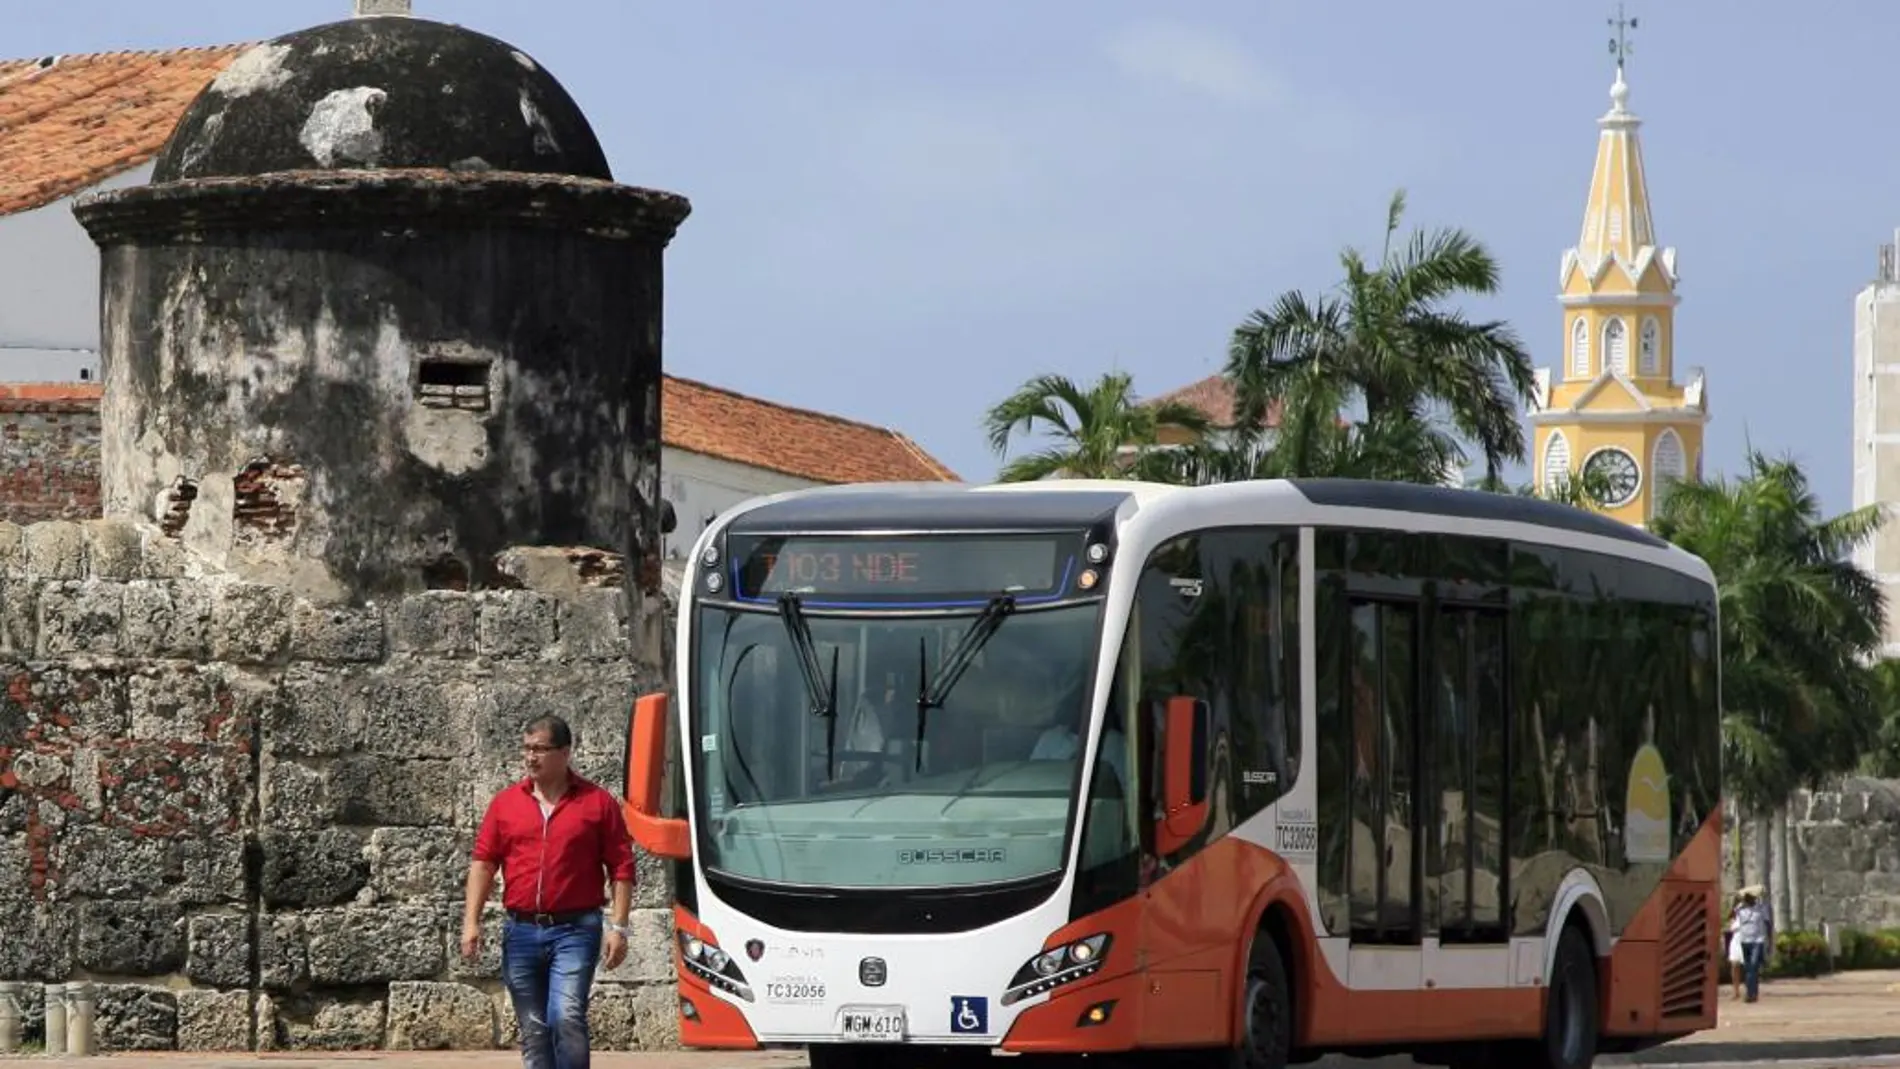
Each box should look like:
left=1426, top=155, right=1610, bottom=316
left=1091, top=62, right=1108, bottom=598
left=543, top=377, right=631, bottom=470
left=1608, top=2, right=1638, bottom=71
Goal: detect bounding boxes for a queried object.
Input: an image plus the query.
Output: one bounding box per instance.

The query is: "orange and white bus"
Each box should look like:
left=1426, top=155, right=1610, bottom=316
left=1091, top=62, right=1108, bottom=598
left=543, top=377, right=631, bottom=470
left=623, top=478, right=1723, bottom=1069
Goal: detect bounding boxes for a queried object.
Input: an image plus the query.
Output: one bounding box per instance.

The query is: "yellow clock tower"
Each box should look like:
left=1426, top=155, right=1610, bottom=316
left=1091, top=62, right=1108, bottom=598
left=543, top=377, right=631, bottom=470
left=1527, top=62, right=1708, bottom=525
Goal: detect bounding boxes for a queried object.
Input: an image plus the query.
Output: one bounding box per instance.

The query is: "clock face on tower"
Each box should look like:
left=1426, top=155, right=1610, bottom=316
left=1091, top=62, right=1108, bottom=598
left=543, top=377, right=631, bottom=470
left=1583, top=447, right=1641, bottom=508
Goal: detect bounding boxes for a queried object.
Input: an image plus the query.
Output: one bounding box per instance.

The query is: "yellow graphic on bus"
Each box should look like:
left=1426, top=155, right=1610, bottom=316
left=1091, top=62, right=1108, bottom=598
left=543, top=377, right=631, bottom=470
left=1624, top=743, right=1671, bottom=864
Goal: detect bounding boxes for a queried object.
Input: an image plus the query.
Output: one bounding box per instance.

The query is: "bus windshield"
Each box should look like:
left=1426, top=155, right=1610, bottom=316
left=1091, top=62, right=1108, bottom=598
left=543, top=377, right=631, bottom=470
left=689, top=598, right=1109, bottom=890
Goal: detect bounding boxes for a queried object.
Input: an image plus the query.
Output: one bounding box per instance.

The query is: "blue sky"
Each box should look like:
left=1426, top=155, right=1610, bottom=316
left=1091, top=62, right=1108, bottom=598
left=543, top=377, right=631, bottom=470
left=15, top=1, right=1894, bottom=515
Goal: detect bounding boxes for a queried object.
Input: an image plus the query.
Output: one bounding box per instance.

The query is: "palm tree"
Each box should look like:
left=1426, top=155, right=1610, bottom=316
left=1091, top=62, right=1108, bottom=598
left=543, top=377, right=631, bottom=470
left=1155, top=374, right=1464, bottom=486
left=1652, top=451, right=1885, bottom=788
left=983, top=370, right=1212, bottom=482
left=1860, top=658, right=1900, bottom=778
left=1224, top=190, right=1536, bottom=485
left=1649, top=449, right=1887, bottom=902
left=1470, top=465, right=1616, bottom=508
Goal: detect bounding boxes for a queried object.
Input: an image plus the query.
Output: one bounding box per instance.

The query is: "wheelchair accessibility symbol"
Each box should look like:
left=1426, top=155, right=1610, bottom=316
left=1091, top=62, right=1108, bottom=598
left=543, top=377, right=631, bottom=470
left=950, top=995, right=988, bottom=1035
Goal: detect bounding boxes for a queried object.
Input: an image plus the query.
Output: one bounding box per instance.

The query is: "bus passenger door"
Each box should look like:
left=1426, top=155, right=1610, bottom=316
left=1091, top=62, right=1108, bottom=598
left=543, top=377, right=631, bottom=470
left=1420, top=605, right=1515, bottom=1023
left=1344, top=599, right=1424, bottom=997
left=1427, top=606, right=1510, bottom=948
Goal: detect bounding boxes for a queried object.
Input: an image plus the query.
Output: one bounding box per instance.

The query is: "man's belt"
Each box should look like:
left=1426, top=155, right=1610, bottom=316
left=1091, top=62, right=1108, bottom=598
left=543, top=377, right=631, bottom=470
left=507, top=908, right=594, bottom=926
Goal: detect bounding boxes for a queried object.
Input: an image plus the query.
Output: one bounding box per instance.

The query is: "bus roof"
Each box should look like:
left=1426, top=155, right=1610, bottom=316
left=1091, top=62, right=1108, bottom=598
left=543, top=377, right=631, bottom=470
left=718, top=477, right=1685, bottom=560
left=721, top=480, right=1141, bottom=534
left=1283, top=478, right=1671, bottom=551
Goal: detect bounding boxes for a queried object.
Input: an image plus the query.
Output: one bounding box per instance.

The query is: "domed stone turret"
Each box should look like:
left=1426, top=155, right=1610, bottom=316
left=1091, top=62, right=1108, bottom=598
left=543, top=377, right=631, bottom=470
left=151, top=16, right=612, bottom=182
left=73, top=13, right=690, bottom=605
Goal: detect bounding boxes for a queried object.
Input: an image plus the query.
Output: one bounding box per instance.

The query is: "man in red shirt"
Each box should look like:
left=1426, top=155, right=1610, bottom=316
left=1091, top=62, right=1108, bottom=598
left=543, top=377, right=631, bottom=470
left=462, top=714, right=636, bottom=1069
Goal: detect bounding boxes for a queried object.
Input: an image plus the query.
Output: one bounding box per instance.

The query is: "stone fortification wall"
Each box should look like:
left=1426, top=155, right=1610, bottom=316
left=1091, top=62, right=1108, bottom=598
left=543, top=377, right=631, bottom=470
left=0, top=517, right=676, bottom=1051
left=1722, top=777, right=1900, bottom=931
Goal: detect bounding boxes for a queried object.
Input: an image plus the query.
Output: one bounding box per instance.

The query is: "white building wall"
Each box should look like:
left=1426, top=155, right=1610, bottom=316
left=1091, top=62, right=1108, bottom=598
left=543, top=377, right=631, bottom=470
left=0, top=162, right=153, bottom=382
left=661, top=447, right=818, bottom=560
left=1853, top=235, right=1900, bottom=658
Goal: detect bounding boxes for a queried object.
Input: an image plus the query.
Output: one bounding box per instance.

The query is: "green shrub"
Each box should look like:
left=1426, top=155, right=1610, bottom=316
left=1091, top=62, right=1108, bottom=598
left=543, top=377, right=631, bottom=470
left=1717, top=925, right=1900, bottom=982
left=1875, top=930, right=1900, bottom=966
left=1765, top=930, right=1831, bottom=978
left=1838, top=928, right=1871, bottom=969
left=1837, top=927, right=1865, bottom=967
left=1842, top=927, right=1900, bottom=969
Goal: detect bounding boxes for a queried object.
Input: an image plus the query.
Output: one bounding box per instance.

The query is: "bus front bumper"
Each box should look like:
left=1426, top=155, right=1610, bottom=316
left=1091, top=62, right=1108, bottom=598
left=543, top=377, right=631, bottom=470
left=674, top=965, right=1145, bottom=1054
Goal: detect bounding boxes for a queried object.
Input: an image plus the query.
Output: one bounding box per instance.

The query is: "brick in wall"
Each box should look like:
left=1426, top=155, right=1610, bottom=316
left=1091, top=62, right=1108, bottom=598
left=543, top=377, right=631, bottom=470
left=0, top=398, right=103, bottom=525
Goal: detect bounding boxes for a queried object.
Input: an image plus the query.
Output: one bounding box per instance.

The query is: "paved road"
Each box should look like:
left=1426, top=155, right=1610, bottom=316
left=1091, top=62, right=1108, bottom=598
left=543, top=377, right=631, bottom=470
left=11, top=1054, right=1900, bottom=1068
left=1634, top=1062, right=1900, bottom=1069
left=11, top=969, right=1900, bottom=1068
left=1276, top=1055, right=1900, bottom=1069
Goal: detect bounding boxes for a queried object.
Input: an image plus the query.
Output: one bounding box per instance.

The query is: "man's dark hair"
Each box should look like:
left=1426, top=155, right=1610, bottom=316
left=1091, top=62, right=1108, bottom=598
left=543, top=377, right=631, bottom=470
left=523, top=714, right=573, bottom=749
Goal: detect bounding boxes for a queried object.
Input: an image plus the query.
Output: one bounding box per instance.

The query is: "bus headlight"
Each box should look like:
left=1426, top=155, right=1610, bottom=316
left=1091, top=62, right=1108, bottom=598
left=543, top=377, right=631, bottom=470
left=1003, top=933, right=1111, bottom=1006
left=677, top=929, right=755, bottom=1002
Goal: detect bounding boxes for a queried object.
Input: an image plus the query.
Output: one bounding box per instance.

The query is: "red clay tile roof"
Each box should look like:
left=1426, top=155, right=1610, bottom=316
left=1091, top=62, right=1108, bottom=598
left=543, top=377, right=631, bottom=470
left=0, top=382, right=100, bottom=413
left=0, top=383, right=104, bottom=401
left=2, top=379, right=957, bottom=484
left=663, top=375, right=958, bottom=483
left=1148, top=373, right=1282, bottom=429
left=0, top=45, right=957, bottom=485
left=0, top=45, right=250, bottom=216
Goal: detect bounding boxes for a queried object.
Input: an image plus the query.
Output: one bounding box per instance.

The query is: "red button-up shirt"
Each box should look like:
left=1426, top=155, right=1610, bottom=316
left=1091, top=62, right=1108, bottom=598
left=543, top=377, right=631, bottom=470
left=472, top=773, right=637, bottom=914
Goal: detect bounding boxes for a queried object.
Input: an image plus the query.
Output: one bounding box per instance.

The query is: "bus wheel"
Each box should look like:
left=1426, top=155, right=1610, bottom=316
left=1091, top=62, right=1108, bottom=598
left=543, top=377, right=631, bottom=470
left=1233, top=934, right=1292, bottom=1069
left=1536, top=925, right=1599, bottom=1069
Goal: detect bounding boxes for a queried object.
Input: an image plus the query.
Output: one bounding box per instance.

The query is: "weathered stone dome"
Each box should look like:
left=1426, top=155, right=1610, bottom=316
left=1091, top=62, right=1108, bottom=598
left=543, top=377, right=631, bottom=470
left=151, top=16, right=612, bottom=182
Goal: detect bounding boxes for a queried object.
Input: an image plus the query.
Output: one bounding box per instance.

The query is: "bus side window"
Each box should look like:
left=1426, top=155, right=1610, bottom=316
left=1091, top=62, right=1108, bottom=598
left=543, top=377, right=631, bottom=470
left=1070, top=622, right=1143, bottom=918
left=1195, top=529, right=1301, bottom=826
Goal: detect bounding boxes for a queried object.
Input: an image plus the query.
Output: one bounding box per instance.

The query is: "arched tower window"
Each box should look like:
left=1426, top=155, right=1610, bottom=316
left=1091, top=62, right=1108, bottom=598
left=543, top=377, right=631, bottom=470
left=1570, top=318, right=1589, bottom=379
left=1543, top=432, right=1572, bottom=493
left=1653, top=429, right=1686, bottom=485
left=1604, top=317, right=1629, bottom=375
left=1609, top=207, right=1624, bottom=243
left=1639, top=317, right=1661, bottom=376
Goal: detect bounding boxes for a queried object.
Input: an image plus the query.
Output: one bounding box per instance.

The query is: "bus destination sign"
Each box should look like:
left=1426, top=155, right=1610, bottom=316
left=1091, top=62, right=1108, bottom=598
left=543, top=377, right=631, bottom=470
left=733, top=536, right=1070, bottom=601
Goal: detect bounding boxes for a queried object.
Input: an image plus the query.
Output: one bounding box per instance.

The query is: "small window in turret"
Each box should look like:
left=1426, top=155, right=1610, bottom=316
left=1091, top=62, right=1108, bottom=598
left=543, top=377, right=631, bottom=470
left=416, top=359, right=491, bottom=411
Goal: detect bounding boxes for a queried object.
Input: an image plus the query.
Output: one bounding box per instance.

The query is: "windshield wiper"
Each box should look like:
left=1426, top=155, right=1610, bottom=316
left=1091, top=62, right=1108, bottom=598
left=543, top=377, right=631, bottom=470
left=914, top=594, right=1016, bottom=769
left=776, top=593, right=842, bottom=777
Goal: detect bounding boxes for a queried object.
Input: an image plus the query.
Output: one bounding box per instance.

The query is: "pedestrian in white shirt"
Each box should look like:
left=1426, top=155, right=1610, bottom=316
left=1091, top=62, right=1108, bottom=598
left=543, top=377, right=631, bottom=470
left=1732, top=891, right=1771, bottom=1002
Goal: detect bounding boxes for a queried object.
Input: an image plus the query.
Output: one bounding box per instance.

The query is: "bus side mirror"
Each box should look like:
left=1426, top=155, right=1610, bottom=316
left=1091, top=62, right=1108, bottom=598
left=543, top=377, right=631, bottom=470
left=623, top=692, right=691, bottom=860
left=1156, top=695, right=1210, bottom=856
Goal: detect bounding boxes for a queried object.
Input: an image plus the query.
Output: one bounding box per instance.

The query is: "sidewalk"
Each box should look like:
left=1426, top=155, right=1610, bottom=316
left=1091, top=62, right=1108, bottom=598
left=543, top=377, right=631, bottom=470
left=9, top=970, right=1900, bottom=1067
left=3, top=1054, right=801, bottom=1069
left=1614, top=968, right=1900, bottom=1064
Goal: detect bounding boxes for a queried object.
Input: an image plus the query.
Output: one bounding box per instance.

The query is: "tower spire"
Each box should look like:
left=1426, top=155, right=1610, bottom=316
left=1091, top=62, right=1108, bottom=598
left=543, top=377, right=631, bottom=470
left=1608, top=2, right=1637, bottom=77
left=1574, top=3, right=1660, bottom=270
left=1531, top=1, right=1704, bottom=527
left=1605, top=3, right=1637, bottom=118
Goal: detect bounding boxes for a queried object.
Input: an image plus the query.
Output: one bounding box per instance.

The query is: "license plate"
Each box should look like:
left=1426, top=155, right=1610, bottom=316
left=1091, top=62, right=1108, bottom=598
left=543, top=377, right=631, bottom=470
left=838, top=1007, right=906, bottom=1041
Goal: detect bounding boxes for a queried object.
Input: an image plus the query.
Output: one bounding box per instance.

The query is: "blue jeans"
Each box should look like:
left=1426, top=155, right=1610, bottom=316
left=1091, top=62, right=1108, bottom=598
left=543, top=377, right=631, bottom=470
left=501, top=912, right=602, bottom=1069
left=1740, top=940, right=1766, bottom=1000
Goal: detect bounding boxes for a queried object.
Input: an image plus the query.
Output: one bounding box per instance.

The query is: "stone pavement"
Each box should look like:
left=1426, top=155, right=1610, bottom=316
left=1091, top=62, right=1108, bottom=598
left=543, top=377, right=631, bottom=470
left=10, top=969, right=1900, bottom=1067
left=1, top=1056, right=798, bottom=1069
left=1609, top=968, right=1900, bottom=1065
